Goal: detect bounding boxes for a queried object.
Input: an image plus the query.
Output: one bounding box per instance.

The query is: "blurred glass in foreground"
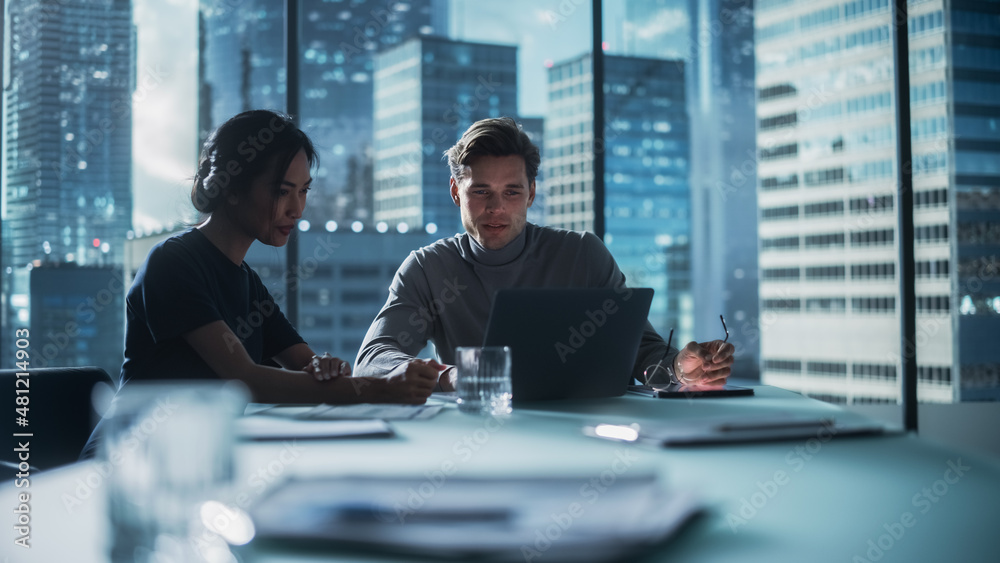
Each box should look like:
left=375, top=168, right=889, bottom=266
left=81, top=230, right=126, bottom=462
left=101, top=381, right=250, bottom=563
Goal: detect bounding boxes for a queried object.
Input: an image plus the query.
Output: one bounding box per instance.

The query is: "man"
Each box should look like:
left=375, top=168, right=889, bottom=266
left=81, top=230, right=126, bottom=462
left=355, top=117, right=733, bottom=390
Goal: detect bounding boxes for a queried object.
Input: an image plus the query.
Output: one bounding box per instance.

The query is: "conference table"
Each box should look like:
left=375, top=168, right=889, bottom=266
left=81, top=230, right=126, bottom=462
left=5, top=383, right=1000, bottom=562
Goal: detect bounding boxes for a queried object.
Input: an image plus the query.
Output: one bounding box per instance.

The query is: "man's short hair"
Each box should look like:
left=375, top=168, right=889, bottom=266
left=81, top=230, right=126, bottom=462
left=445, top=117, right=540, bottom=182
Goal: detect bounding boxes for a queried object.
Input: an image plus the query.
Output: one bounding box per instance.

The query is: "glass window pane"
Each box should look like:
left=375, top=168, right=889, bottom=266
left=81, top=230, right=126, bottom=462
left=198, top=0, right=589, bottom=363
left=2, top=0, right=154, bottom=378
left=602, top=0, right=1000, bottom=406
left=603, top=0, right=756, bottom=374
left=6, top=0, right=998, bottom=408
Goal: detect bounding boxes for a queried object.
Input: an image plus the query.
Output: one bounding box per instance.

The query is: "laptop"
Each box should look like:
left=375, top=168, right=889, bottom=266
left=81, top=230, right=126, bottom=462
left=483, top=288, right=654, bottom=402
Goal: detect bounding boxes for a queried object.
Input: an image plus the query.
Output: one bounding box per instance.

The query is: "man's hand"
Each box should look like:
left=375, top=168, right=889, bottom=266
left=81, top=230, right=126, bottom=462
left=381, top=359, right=445, bottom=404
left=302, top=352, right=351, bottom=381
left=410, top=358, right=454, bottom=391
left=432, top=362, right=457, bottom=392
left=674, top=340, right=735, bottom=386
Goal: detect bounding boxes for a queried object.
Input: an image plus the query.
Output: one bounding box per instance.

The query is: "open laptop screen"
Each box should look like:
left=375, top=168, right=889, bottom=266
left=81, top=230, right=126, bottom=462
left=483, top=288, right=653, bottom=402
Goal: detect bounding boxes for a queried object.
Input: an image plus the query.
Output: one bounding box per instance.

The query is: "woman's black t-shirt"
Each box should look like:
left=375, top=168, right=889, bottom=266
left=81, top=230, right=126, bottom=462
left=120, top=228, right=304, bottom=384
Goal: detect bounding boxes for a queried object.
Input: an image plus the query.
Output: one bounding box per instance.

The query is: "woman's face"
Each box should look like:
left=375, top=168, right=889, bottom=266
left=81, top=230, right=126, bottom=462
left=232, top=148, right=311, bottom=247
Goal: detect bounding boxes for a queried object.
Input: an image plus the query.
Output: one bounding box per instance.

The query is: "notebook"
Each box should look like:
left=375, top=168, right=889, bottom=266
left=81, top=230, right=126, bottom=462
left=483, top=288, right=654, bottom=402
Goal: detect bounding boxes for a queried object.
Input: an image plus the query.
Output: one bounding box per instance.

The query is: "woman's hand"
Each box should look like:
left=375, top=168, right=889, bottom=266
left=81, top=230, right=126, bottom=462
left=303, top=352, right=351, bottom=381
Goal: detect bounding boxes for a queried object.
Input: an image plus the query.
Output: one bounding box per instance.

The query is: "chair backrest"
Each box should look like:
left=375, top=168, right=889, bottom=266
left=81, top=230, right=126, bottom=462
left=1, top=366, right=115, bottom=471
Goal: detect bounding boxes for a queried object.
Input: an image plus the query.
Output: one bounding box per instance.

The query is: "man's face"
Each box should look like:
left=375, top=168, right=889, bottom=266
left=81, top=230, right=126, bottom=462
left=450, top=154, right=535, bottom=250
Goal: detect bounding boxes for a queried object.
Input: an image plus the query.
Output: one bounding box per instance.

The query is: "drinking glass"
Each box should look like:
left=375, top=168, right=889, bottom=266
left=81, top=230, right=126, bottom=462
left=455, top=346, right=513, bottom=416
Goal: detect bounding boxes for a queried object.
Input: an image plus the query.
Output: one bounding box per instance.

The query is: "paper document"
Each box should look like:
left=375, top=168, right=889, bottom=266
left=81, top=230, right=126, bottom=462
left=252, top=473, right=701, bottom=561
left=586, top=412, right=885, bottom=447
left=259, top=403, right=444, bottom=420
left=237, top=416, right=394, bottom=441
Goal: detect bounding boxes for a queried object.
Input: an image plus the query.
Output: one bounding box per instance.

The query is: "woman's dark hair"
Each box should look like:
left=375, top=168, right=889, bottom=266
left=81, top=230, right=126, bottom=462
left=191, top=110, right=318, bottom=214
left=444, top=116, right=540, bottom=182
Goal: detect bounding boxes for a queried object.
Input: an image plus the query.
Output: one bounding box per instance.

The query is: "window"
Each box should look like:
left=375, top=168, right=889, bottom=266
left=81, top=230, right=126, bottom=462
left=851, top=262, right=896, bottom=279
left=846, top=91, right=892, bottom=115
left=762, top=236, right=800, bottom=251
left=758, top=18, right=797, bottom=42
left=761, top=174, right=799, bottom=191
left=805, top=233, right=846, bottom=248
left=801, top=37, right=842, bottom=62
left=807, top=361, right=847, bottom=375
left=911, top=81, right=946, bottom=106
left=917, top=295, right=951, bottom=314
left=959, top=222, right=1000, bottom=245
left=759, top=112, right=798, bottom=131
left=805, top=297, right=847, bottom=312
left=341, top=290, right=389, bottom=304
left=916, top=224, right=949, bottom=244
left=801, top=135, right=845, bottom=158
left=851, top=296, right=896, bottom=314
left=844, top=0, right=890, bottom=21
left=849, top=195, right=893, bottom=214
left=763, top=298, right=802, bottom=312
left=761, top=205, right=800, bottom=221
left=953, top=10, right=1000, bottom=35
left=764, top=358, right=802, bottom=372
left=911, top=46, right=946, bottom=71
left=914, top=152, right=948, bottom=175
left=918, top=366, right=952, bottom=384
left=912, top=116, right=947, bottom=141
left=850, top=228, right=895, bottom=247
left=804, top=200, right=845, bottom=217
left=763, top=267, right=801, bottom=280
left=760, top=143, right=798, bottom=161
left=915, top=189, right=947, bottom=209
left=958, top=256, right=999, bottom=279
left=804, top=167, right=845, bottom=187
left=341, top=265, right=382, bottom=279
left=848, top=159, right=893, bottom=183
left=805, top=266, right=846, bottom=280
left=845, top=25, right=890, bottom=51
left=909, top=10, right=944, bottom=37
left=915, top=260, right=949, bottom=278
left=759, top=83, right=797, bottom=101
left=303, top=315, right=333, bottom=328
left=9, top=0, right=997, bottom=414
left=853, top=362, right=897, bottom=380
left=799, top=6, right=840, bottom=32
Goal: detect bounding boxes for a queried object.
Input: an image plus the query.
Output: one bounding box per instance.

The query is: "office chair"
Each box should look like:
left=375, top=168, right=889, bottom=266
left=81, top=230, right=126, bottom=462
left=1, top=366, right=116, bottom=471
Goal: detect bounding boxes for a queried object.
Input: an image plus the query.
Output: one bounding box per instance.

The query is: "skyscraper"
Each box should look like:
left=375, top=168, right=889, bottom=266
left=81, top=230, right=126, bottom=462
left=3, top=0, right=135, bottom=370
left=4, top=0, right=135, bottom=268
left=372, top=36, right=519, bottom=237
left=754, top=0, right=1000, bottom=403
left=199, top=0, right=286, bottom=130
left=245, top=228, right=438, bottom=360
left=617, top=0, right=760, bottom=377
left=198, top=0, right=446, bottom=226
left=30, top=264, right=126, bottom=379
left=686, top=0, right=759, bottom=378
left=519, top=116, right=547, bottom=227
left=545, top=53, right=691, bottom=338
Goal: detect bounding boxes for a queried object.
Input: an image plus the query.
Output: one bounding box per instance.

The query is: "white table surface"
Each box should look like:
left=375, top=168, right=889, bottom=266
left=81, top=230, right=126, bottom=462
left=4, top=385, right=999, bottom=562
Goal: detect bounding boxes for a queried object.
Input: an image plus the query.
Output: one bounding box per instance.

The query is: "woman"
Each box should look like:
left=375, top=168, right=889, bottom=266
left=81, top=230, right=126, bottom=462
left=119, top=110, right=438, bottom=403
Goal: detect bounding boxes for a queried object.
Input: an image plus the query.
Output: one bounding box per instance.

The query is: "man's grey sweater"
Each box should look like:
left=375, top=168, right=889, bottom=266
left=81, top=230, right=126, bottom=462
left=354, top=223, right=677, bottom=383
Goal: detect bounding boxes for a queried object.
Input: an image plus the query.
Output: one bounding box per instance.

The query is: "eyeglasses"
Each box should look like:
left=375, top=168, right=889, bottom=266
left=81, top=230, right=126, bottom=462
left=643, top=315, right=728, bottom=386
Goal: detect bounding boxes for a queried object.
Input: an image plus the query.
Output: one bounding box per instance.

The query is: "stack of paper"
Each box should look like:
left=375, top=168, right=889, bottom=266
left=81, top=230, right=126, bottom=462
left=251, top=474, right=701, bottom=561
left=236, top=417, right=394, bottom=441
left=256, top=403, right=444, bottom=420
